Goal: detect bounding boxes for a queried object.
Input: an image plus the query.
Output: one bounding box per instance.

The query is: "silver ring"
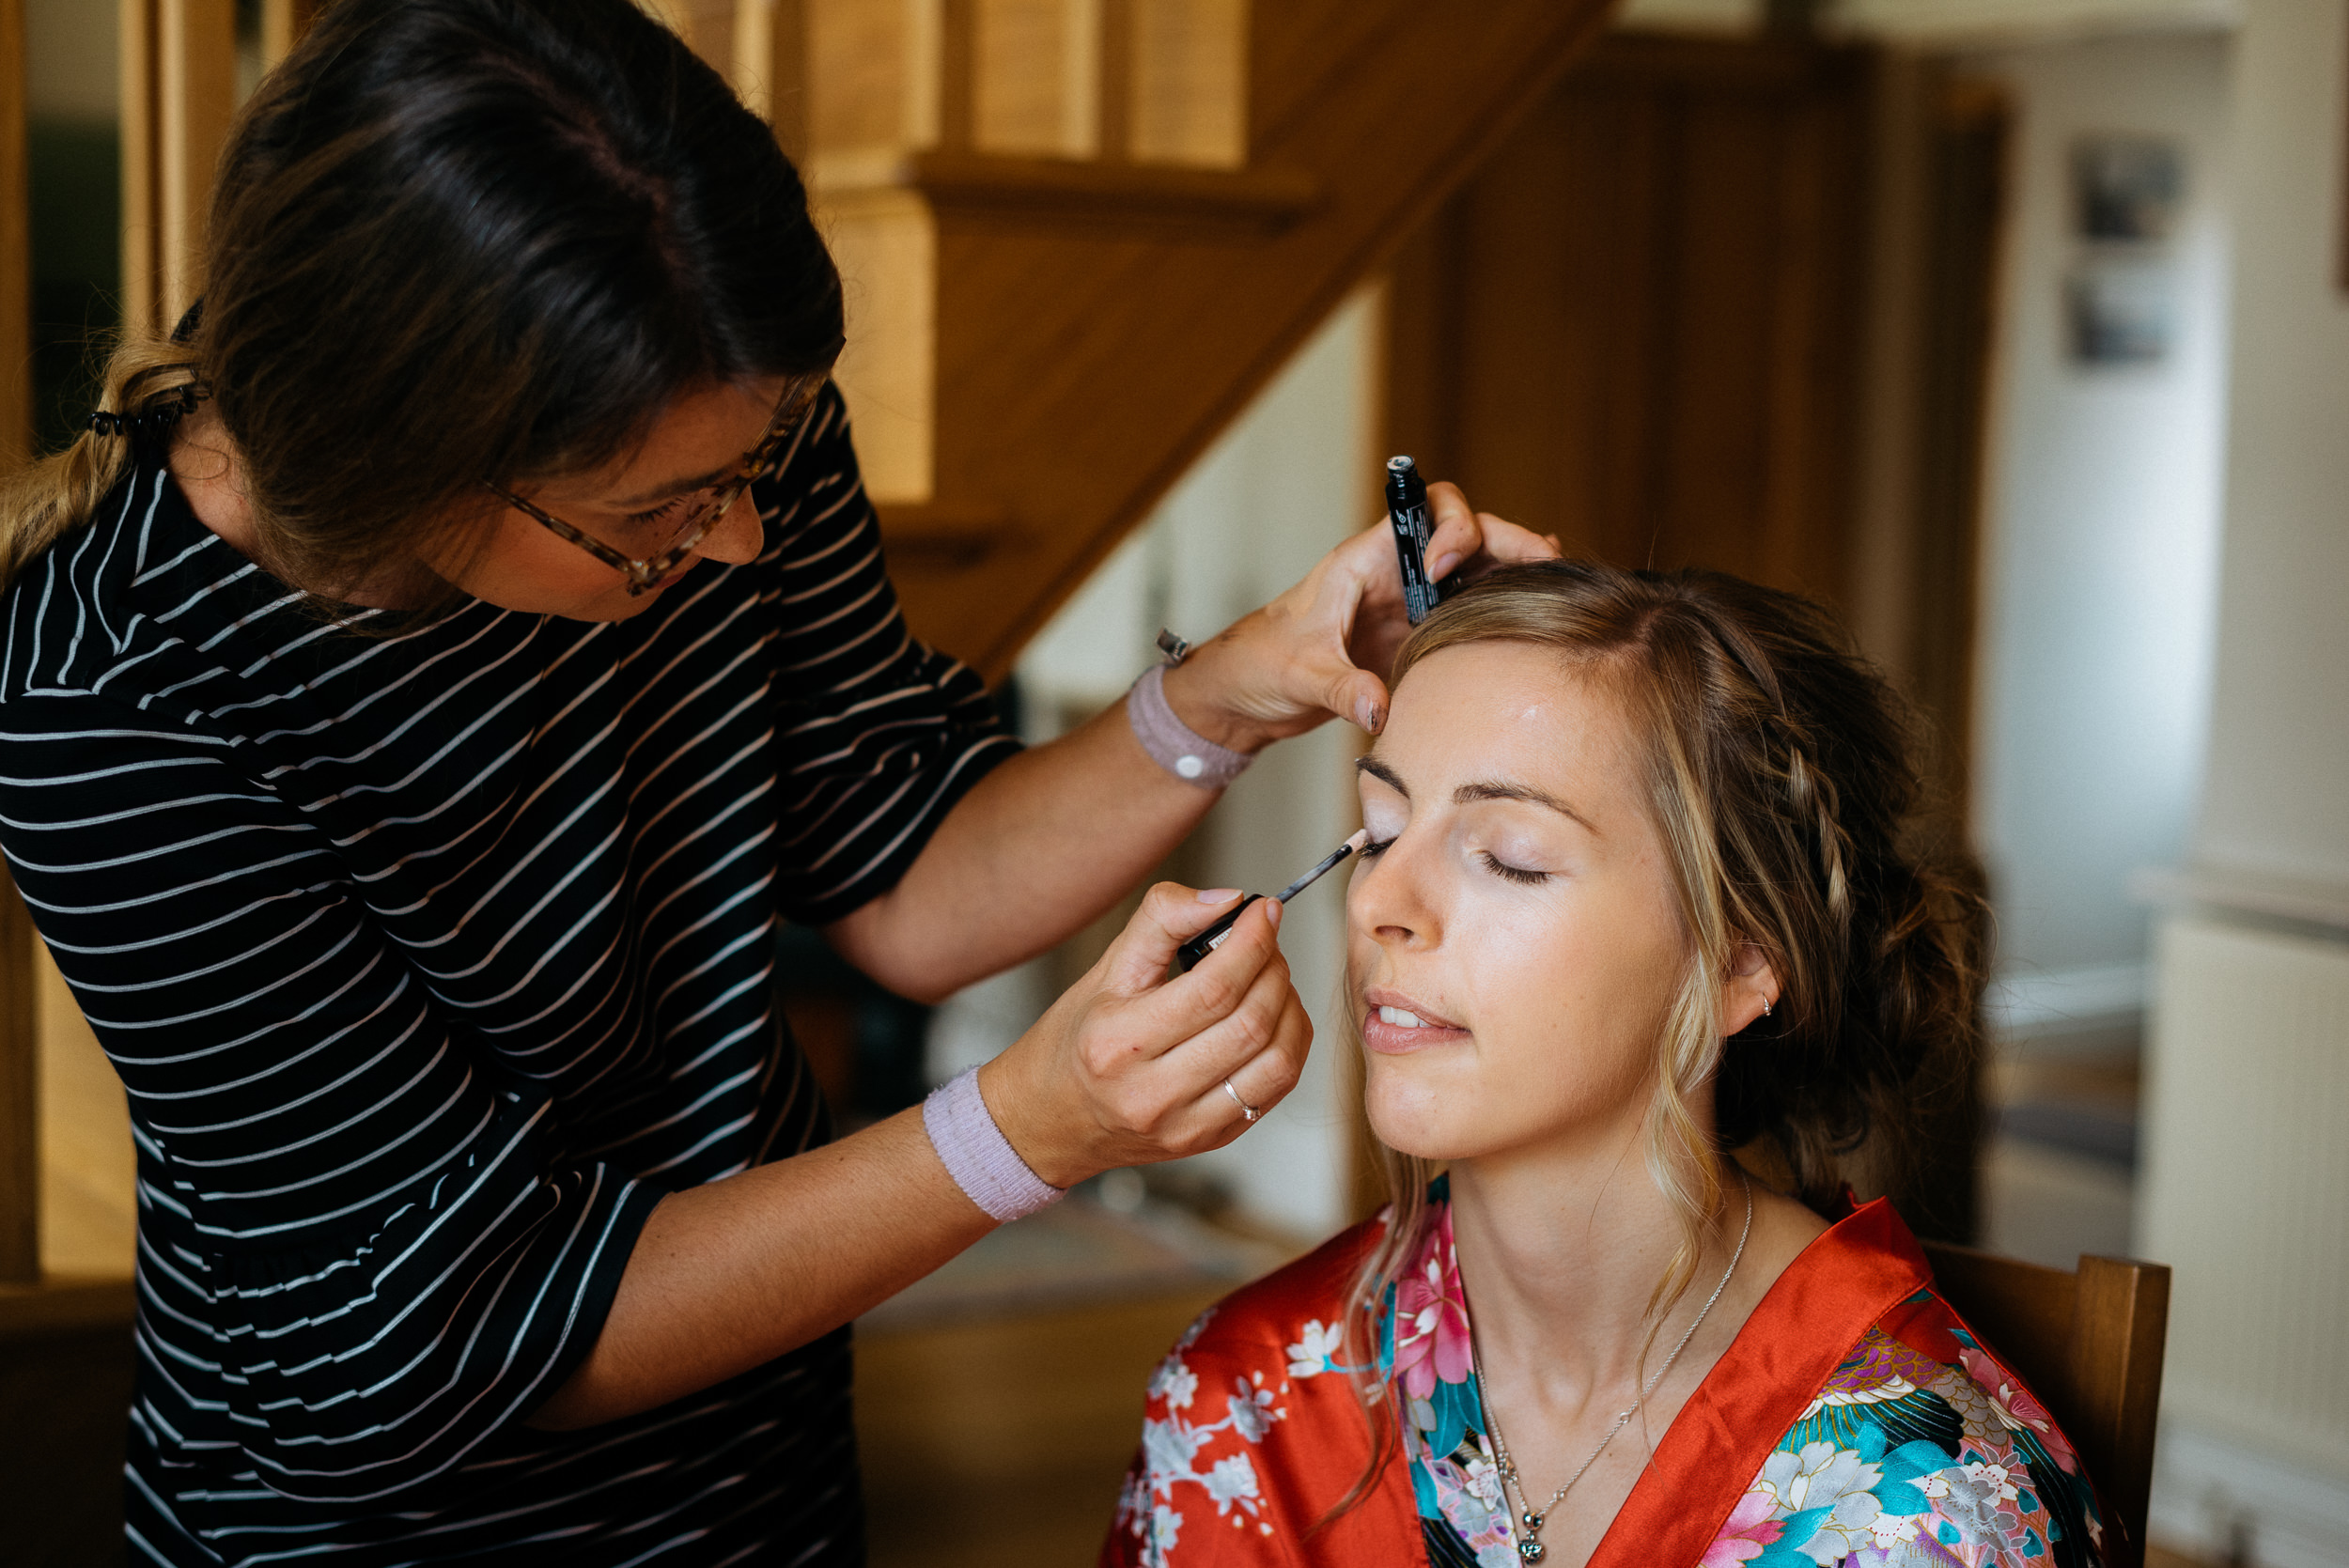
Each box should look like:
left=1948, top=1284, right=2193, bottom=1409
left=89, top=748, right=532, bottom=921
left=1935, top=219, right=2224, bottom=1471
left=1222, top=1079, right=1262, bottom=1124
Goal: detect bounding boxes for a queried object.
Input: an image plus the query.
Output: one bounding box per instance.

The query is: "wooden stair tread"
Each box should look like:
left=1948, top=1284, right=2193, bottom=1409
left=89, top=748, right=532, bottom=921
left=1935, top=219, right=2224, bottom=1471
left=816, top=147, right=1317, bottom=235
left=0, top=1274, right=135, bottom=1340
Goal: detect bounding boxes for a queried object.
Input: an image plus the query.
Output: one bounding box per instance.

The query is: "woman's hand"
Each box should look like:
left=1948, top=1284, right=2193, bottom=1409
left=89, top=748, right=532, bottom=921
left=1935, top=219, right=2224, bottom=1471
left=1164, top=480, right=1561, bottom=751
left=977, top=883, right=1314, bottom=1189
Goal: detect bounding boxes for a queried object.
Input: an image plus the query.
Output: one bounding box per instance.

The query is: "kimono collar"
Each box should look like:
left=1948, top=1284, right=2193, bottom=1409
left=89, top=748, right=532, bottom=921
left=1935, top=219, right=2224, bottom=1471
left=1392, top=1184, right=1935, bottom=1568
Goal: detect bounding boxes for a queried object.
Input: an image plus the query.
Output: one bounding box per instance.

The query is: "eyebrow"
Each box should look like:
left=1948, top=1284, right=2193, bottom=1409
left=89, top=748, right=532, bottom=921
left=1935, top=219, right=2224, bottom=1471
left=1354, top=754, right=1599, bottom=835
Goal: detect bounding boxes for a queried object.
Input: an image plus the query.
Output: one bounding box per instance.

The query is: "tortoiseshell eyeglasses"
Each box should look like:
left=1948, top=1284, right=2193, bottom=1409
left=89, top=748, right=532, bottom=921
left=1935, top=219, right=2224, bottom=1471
left=486, top=380, right=821, bottom=597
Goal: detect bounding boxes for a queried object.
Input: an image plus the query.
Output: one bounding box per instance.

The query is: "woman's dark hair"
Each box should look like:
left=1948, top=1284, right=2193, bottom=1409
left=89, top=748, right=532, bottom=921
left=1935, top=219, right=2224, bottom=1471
left=1330, top=558, right=1987, bottom=1519
left=3, top=0, right=844, bottom=598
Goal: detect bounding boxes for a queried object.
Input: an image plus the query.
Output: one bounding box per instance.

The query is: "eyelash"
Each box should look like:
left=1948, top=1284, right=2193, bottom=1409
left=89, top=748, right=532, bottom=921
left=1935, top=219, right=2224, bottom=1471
left=1357, top=837, right=1548, bottom=886
left=627, top=497, right=686, bottom=527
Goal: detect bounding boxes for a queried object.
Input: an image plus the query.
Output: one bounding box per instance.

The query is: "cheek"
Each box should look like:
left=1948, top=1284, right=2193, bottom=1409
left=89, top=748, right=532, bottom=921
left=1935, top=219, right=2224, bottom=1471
left=1354, top=873, right=1691, bottom=1159
left=444, top=515, right=655, bottom=621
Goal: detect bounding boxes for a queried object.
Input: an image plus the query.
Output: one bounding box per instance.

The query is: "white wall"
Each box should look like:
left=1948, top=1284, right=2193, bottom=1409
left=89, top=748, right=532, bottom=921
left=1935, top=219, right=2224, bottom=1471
left=936, top=287, right=1379, bottom=1240
left=2188, top=6, right=2349, bottom=891
left=2136, top=1, right=2349, bottom=1559
left=1964, top=32, right=2232, bottom=1025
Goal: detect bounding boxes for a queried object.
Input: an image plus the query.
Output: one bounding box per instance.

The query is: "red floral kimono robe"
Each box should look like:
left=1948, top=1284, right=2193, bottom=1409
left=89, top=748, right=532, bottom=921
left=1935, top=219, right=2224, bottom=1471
left=1100, top=1193, right=2106, bottom=1568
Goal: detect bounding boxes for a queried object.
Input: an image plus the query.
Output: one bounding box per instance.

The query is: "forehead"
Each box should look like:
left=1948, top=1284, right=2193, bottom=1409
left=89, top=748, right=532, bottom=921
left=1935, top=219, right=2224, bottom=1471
left=1373, top=642, right=1651, bottom=804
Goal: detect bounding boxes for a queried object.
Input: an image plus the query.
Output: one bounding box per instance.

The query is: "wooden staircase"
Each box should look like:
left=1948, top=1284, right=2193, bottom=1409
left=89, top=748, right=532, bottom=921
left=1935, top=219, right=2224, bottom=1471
left=781, top=0, right=1626, bottom=677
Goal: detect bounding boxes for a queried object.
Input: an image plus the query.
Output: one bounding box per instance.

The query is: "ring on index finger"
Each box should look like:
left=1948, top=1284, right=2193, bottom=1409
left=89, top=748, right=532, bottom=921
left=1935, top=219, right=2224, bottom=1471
left=1222, top=1078, right=1262, bottom=1125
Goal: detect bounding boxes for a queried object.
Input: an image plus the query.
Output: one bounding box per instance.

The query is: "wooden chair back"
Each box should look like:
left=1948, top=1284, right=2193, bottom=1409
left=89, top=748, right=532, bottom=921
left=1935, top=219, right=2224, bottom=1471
left=1919, top=1240, right=2170, bottom=1568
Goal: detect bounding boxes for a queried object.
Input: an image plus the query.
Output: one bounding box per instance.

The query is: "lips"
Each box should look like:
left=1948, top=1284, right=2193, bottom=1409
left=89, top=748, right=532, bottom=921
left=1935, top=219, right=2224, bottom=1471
left=1361, top=988, right=1468, bottom=1053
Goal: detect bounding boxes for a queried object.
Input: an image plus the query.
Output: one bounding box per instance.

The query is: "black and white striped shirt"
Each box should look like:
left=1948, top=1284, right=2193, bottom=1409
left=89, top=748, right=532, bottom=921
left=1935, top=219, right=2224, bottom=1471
left=0, top=385, right=1019, bottom=1565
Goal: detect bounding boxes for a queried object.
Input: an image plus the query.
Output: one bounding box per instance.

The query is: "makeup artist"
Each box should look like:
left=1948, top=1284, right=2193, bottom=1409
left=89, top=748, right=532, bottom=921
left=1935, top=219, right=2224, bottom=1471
left=0, top=2, right=1551, bottom=1563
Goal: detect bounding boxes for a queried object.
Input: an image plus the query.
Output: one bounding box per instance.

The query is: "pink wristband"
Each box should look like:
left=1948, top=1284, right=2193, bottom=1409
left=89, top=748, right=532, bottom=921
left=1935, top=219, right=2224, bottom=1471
left=1127, top=663, right=1253, bottom=789
left=922, top=1066, right=1066, bottom=1222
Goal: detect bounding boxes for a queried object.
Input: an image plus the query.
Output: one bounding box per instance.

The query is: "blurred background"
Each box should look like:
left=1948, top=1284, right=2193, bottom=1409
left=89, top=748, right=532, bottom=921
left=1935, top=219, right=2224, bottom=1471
left=2, top=1, right=2342, bottom=1565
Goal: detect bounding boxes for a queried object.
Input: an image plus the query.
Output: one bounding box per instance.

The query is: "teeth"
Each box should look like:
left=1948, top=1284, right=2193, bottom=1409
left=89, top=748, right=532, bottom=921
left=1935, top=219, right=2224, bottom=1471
left=1378, top=1005, right=1425, bottom=1029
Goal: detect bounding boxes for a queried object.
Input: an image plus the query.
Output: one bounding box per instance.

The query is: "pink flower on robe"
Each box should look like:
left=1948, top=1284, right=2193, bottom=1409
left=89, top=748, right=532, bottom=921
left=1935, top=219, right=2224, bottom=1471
left=1392, top=1208, right=1473, bottom=1400
left=1701, top=1490, right=1785, bottom=1567
left=1960, top=1346, right=2079, bottom=1474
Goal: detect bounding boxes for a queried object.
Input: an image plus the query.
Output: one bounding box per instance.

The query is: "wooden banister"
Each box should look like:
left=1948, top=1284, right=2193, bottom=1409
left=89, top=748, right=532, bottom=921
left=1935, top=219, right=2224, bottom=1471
left=2, top=0, right=27, bottom=474
left=122, top=0, right=239, bottom=337
left=936, top=0, right=976, bottom=150
left=260, top=0, right=319, bottom=70
left=1096, top=0, right=1133, bottom=163
left=737, top=0, right=809, bottom=160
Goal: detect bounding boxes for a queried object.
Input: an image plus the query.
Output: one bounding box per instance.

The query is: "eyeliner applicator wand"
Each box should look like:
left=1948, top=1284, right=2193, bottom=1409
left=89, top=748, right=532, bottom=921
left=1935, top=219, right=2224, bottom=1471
left=1174, top=829, right=1371, bottom=973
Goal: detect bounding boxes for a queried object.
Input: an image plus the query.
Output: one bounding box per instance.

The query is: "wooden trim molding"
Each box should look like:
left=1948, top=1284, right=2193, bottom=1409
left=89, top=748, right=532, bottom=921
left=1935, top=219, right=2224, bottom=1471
left=2133, top=863, right=2349, bottom=939
left=0, top=862, right=39, bottom=1284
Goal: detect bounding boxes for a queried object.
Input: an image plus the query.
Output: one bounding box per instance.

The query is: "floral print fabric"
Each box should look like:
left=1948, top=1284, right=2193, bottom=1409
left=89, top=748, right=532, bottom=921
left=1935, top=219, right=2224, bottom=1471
left=1102, top=1195, right=2106, bottom=1568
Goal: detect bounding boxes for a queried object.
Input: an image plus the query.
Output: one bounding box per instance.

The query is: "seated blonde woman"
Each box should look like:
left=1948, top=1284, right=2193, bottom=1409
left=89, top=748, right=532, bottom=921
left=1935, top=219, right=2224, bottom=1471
left=1102, top=561, right=2104, bottom=1568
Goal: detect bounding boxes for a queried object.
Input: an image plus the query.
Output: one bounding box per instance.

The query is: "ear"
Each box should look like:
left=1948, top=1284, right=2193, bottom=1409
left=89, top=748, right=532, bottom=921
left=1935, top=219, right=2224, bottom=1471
left=1722, top=940, right=1781, bottom=1037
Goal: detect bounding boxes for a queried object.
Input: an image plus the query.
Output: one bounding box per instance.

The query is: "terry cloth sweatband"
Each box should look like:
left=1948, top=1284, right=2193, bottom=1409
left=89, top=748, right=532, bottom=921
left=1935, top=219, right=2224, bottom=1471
left=922, top=1065, right=1066, bottom=1223
left=1126, top=663, right=1252, bottom=789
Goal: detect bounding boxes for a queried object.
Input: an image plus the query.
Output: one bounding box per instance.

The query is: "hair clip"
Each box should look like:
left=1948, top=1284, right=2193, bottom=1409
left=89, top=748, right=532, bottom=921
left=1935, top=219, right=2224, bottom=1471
left=87, top=383, right=205, bottom=442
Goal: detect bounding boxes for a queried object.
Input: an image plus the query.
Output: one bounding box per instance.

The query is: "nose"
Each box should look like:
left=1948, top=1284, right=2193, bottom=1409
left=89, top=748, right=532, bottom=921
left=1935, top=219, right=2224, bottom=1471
left=1349, top=827, right=1441, bottom=954
left=692, top=494, right=765, bottom=567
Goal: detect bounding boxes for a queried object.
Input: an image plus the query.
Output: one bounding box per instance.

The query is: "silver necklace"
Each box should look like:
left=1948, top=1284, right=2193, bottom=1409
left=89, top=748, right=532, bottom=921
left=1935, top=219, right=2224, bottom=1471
left=1467, top=1172, right=1753, bottom=1564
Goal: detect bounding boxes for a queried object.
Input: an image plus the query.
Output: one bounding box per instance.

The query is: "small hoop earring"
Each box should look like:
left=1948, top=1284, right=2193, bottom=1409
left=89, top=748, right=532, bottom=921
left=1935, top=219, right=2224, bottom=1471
left=1762, top=997, right=1774, bottom=1017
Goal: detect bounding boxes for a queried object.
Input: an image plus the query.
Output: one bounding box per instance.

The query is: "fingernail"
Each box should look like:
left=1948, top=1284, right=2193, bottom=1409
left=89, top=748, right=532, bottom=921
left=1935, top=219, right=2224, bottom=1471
left=1432, top=551, right=1459, bottom=578
left=1265, top=897, right=1283, bottom=927
left=1355, top=698, right=1380, bottom=732
left=1198, top=888, right=1242, bottom=903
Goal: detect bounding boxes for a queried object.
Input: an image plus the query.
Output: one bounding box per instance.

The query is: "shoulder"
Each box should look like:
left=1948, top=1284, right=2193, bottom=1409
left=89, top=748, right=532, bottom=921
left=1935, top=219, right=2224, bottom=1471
left=1107, top=1222, right=1394, bottom=1565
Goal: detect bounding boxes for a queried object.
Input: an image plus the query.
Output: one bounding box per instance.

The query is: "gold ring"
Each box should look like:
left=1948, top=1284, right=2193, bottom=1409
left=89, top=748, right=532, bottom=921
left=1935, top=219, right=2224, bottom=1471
left=1222, top=1079, right=1262, bottom=1124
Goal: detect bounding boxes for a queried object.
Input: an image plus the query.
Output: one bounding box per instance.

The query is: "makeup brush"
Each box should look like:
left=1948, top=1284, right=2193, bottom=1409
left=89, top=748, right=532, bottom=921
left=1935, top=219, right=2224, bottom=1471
left=1174, top=829, right=1371, bottom=973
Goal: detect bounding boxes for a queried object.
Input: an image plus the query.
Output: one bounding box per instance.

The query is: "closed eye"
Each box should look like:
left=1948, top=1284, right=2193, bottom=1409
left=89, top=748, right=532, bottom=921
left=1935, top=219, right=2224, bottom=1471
left=1479, top=851, right=1548, bottom=886
left=627, top=496, right=688, bottom=528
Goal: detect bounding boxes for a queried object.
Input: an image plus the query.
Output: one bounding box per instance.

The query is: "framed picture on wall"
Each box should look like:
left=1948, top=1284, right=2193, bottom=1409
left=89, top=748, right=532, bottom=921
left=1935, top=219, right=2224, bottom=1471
left=2067, top=133, right=2182, bottom=367
left=2073, top=135, right=2182, bottom=241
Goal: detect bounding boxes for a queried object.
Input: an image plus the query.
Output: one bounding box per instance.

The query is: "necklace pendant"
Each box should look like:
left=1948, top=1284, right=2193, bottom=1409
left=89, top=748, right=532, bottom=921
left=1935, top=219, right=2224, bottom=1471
left=1517, top=1542, right=1547, bottom=1563
left=1521, top=1511, right=1543, bottom=1531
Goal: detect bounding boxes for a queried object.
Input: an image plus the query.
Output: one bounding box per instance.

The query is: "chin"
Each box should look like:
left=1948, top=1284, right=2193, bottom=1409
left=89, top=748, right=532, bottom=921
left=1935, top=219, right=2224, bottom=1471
left=1362, top=1060, right=1490, bottom=1164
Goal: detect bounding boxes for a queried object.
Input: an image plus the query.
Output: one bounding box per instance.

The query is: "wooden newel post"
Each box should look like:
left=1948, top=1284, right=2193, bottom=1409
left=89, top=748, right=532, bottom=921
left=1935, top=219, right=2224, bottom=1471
left=0, top=864, right=39, bottom=1285
left=2, top=0, right=39, bottom=1288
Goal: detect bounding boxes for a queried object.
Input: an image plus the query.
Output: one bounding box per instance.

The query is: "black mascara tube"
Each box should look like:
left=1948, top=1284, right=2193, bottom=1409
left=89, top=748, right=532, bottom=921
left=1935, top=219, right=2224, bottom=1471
left=1386, top=455, right=1442, bottom=625
left=1174, top=830, right=1370, bottom=973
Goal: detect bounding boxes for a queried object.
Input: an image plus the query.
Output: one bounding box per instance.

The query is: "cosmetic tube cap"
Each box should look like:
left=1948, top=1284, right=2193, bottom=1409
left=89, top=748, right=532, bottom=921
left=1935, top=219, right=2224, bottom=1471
left=922, top=1066, right=1066, bottom=1223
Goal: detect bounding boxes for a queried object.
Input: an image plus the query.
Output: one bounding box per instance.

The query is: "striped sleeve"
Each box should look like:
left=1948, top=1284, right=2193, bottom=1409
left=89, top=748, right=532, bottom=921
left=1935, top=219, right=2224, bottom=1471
left=756, top=387, right=1022, bottom=925
left=0, top=696, right=661, bottom=1507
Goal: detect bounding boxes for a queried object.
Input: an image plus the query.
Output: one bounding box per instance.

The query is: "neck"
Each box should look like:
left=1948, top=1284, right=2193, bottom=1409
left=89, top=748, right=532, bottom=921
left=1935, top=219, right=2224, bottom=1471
left=1446, top=1120, right=1743, bottom=1409
left=169, top=412, right=433, bottom=610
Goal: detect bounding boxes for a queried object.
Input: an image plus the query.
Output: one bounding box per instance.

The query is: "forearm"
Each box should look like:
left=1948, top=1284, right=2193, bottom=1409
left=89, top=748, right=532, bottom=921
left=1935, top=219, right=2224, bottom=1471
left=528, top=1107, right=990, bottom=1430
left=827, top=664, right=1259, bottom=1001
